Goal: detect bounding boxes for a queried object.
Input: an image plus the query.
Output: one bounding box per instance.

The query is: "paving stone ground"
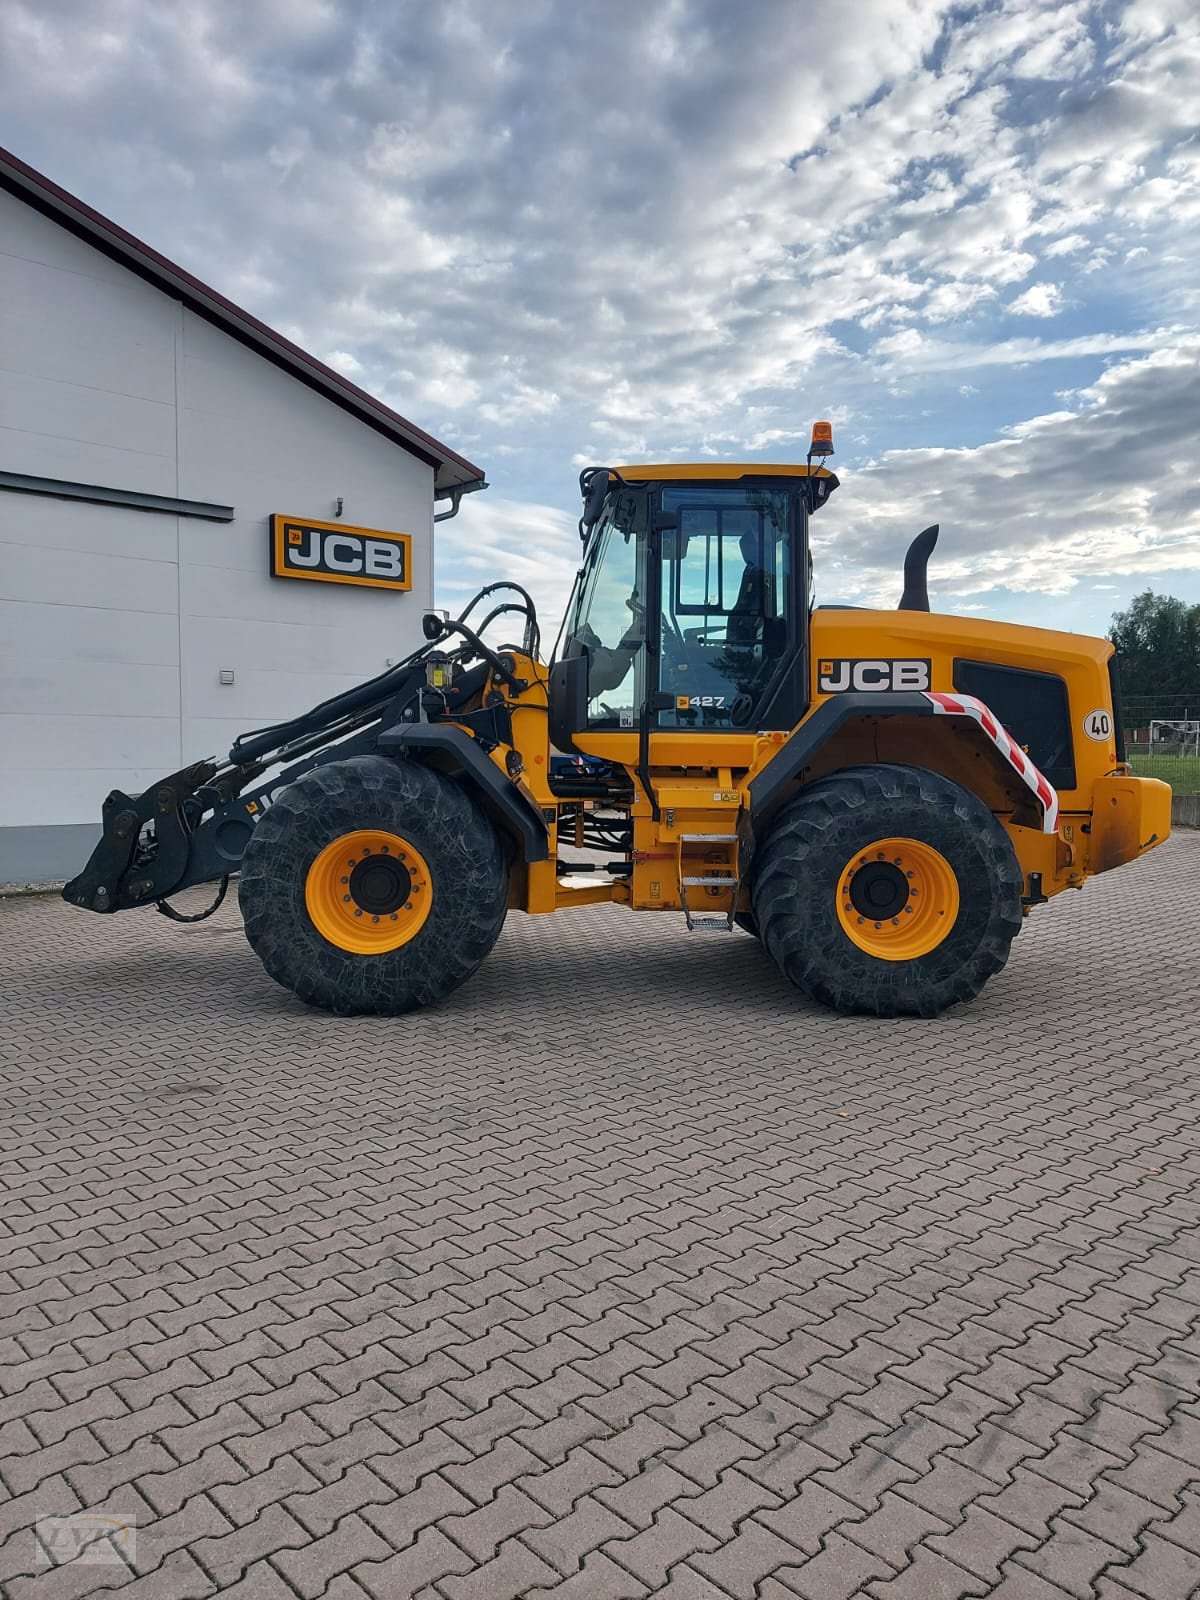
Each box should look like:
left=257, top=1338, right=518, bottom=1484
left=1, top=832, right=1198, bottom=1599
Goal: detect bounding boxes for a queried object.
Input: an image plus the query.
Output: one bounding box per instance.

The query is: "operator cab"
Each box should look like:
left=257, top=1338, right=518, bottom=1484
left=551, top=448, right=838, bottom=751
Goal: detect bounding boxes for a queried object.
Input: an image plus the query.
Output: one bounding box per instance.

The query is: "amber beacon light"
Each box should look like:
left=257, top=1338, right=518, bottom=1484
left=809, top=420, right=835, bottom=457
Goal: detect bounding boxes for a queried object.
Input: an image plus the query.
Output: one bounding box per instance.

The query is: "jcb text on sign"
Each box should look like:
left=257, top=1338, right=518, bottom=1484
left=270, top=516, right=412, bottom=591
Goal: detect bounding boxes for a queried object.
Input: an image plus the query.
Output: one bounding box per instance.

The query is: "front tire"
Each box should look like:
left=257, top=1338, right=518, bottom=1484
left=751, top=764, right=1023, bottom=1017
left=239, top=755, right=507, bottom=1015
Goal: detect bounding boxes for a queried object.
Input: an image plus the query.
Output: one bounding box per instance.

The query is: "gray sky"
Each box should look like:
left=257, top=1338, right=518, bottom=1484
left=3, top=0, right=1198, bottom=636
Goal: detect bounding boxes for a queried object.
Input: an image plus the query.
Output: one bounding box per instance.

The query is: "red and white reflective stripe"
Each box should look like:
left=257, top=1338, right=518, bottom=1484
left=923, top=691, right=1060, bottom=833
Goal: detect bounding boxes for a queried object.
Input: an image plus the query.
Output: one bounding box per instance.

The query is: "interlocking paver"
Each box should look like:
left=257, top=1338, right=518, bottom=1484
left=1009, top=1521, right=1128, bottom=1600
left=519, top=1444, right=624, bottom=1515
left=356, top=1524, right=474, bottom=1597
left=783, top=1529, right=898, bottom=1598
left=361, top=1467, right=473, bottom=1548
left=865, top=1546, right=989, bottom=1598
left=438, top=1535, right=560, bottom=1598
left=526, top=1548, right=651, bottom=1597
left=602, top=1505, right=719, bottom=1588
left=191, top=1500, right=310, bottom=1587
left=753, top=1480, right=863, bottom=1559
left=844, top=1488, right=952, bottom=1566
left=689, top=1519, right=813, bottom=1597
left=271, top=1511, right=390, bottom=1597
left=1, top=832, right=1198, bottom=1597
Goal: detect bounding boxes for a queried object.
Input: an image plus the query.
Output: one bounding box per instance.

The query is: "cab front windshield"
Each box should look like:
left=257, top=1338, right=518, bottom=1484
left=567, top=481, right=793, bottom=732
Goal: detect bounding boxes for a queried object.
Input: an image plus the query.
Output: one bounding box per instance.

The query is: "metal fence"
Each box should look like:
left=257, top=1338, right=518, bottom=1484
left=1123, top=693, right=1200, bottom=825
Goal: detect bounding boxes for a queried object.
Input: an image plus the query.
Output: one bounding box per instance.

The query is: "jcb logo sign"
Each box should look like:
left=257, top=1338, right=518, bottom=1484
left=270, top=516, right=412, bottom=591
left=818, top=658, right=931, bottom=693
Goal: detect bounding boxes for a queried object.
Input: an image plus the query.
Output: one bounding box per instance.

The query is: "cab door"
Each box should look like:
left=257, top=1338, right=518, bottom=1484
left=657, top=482, right=804, bottom=731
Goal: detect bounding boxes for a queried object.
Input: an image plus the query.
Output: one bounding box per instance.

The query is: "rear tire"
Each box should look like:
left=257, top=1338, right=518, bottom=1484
left=239, top=755, right=507, bottom=1015
left=751, top=764, right=1023, bottom=1017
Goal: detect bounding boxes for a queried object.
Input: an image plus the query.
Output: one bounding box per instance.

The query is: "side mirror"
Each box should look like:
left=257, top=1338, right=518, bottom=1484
left=578, top=467, right=610, bottom=538
left=422, top=611, right=448, bottom=641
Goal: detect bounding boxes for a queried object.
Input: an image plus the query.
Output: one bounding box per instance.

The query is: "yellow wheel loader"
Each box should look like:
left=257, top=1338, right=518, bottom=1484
left=64, top=425, right=1171, bottom=1017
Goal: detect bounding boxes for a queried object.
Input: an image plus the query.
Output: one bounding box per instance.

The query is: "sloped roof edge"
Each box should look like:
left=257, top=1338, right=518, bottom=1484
left=0, top=145, right=486, bottom=494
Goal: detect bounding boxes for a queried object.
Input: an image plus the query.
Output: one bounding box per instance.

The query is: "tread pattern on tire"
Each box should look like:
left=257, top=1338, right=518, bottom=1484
left=239, top=754, right=508, bottom=1015
left=751, top=763, right=1024, bottom=1017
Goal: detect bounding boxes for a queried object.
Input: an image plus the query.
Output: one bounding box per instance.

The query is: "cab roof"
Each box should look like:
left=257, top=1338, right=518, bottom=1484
left=614, top=463, right=837, bottom=481
left=611, top=462, right=839, bottom=508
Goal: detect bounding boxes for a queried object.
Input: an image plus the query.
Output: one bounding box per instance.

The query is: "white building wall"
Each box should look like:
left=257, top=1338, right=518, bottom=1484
left=0, top=186, right=436, bottom=880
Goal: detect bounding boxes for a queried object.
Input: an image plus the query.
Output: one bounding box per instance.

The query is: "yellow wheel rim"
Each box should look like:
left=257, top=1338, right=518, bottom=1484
left=836, top=836, right=960, bottom=962
left=305, top=829, right=433, bottom=954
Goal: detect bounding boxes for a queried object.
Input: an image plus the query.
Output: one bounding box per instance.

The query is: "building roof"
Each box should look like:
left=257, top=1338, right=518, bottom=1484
left=0, top=146, right=486, bottom=495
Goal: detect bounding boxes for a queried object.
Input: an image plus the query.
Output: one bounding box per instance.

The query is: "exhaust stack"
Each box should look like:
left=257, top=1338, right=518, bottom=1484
left=899, top=524, right=939, bottom=611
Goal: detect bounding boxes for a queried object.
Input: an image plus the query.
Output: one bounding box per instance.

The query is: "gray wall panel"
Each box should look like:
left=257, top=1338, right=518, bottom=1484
left=0, top=655, right=179, bottom=718
left=0, top=540, right=179, bottom=613
left=0, top=767, right=177, bottom=830
left=0, top=426, right=179, bottom=495
left=0, top=370, right=177, bottom=460
left=2, top=713, right=181, bottom=772
left=0, top=493, right=179, bottom=563
left=178, top=610, right=403, bottom=679
left=0, top=600, right=179, bottom=667
left=0, top=197, right=133, bottom=281
left=0, top=823, right=103, bottom=887
left=0, top=304, right=177, bottom=402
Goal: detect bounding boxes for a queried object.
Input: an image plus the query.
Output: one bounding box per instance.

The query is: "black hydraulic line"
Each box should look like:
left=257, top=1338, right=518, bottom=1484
left=230, top=659, right=424, bottom=764
left=157, top=875, right=230, bottom=923
left=432, top=619, right=524, bottom=691
left=471, top=603, right=532, bottom=640
left=457, top=581, right=541, bottom=656
left=457, top=579, right=537, bottom=624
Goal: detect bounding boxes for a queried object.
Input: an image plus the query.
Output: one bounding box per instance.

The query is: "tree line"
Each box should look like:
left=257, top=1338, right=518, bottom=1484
left=1108, top=590, right=1200, bottom=702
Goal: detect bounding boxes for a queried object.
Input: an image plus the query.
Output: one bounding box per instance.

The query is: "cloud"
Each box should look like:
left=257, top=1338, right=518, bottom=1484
left=1007, top=282, right=1064, bottom=317
left=814, top=341, right=1200, bottom=606
left=438, top=495, right=581, bottom=641
left=1, top=0, right=1197, bottom=628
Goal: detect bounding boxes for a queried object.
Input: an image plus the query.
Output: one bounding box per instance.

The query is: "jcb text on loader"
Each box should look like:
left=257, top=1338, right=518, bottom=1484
left=64, top=424, right=1171, bottom=1017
